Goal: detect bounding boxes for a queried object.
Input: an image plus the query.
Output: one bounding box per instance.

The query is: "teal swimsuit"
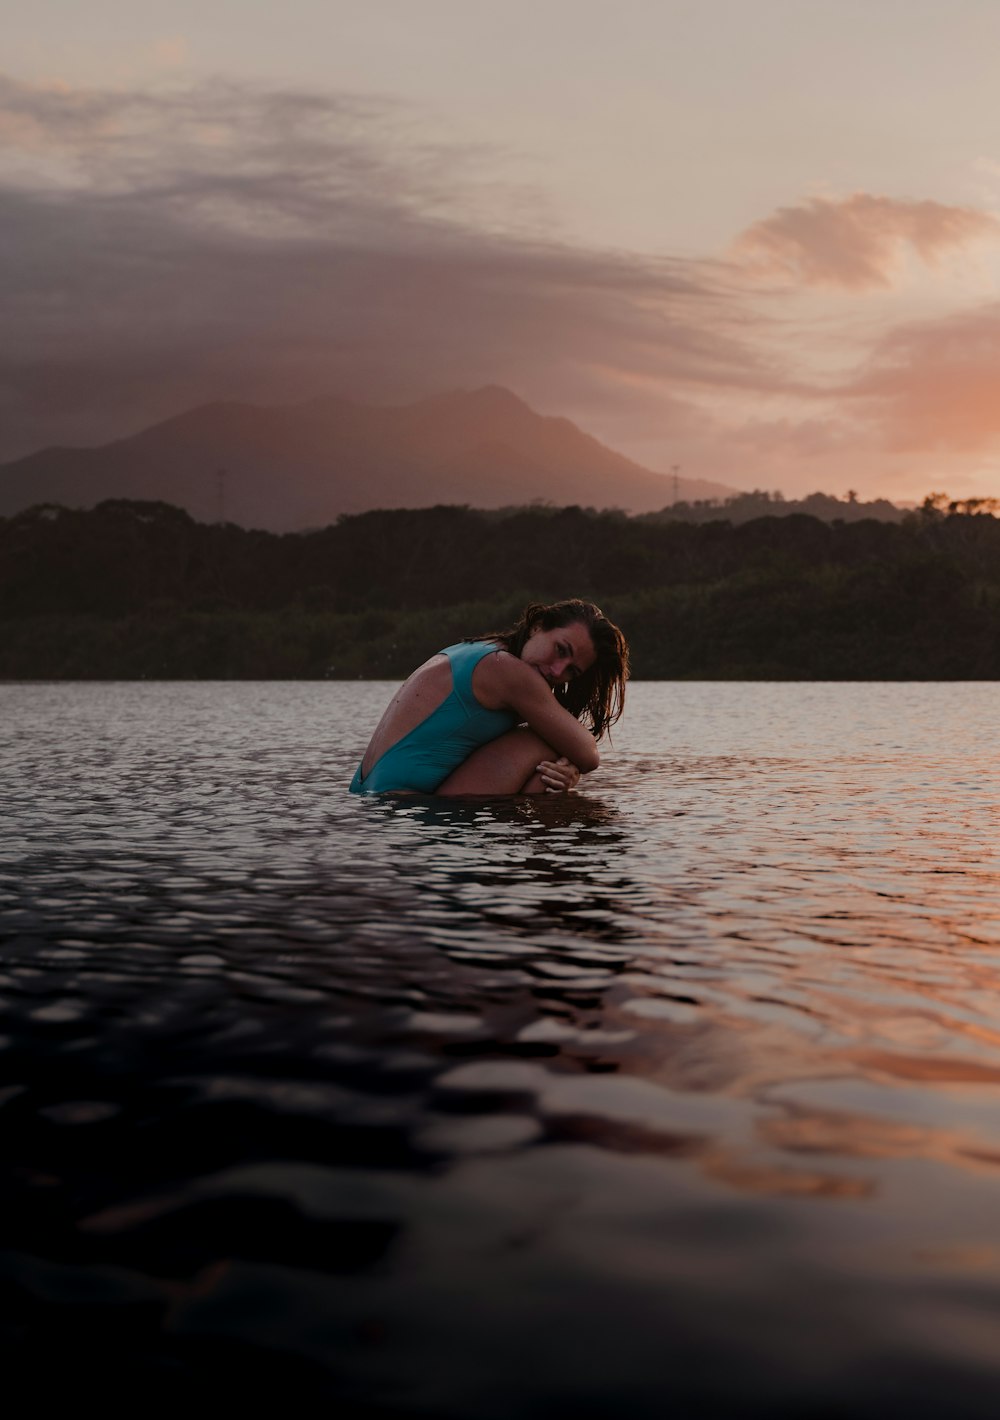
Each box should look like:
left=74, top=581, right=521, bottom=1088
left=350, top=641, right=517, bottom=794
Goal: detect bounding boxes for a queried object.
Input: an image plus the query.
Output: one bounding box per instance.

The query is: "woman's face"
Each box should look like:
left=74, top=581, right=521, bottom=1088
left=519, top=619, right=597, bottom=689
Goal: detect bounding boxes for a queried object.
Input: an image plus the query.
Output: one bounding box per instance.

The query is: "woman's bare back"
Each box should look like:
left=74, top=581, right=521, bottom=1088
left=359, top=654, right=455, bottom=779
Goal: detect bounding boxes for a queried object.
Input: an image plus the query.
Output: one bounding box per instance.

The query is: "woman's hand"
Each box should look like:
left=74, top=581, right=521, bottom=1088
left=537, top=756, right=582, bottom=794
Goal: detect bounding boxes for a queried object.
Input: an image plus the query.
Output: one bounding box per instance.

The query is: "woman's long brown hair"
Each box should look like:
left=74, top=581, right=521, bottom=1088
left=479, top=599, right=629, bottom=740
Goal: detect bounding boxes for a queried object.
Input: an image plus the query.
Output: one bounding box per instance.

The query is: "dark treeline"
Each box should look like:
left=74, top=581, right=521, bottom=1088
left=2, top=497, right=1000, bottom=678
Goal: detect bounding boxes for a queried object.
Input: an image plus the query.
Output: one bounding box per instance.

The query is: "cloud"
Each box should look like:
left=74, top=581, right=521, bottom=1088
left=843, top=304, right=1000, bottom=453
left=733, top=193, right=1000, bottom=290
left=151, top=37, right=190, bottom=69
left=4, top=73, right=1000, bottom=504
left=0, top=73, right=791, bottom=463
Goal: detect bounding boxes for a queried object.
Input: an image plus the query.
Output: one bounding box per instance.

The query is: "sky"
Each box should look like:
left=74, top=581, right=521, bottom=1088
left=4, top=0, right=1000, bottom=500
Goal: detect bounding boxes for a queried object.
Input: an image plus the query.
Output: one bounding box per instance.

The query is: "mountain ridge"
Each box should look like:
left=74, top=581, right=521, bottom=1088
left=0, top=386, right=737, bottom=531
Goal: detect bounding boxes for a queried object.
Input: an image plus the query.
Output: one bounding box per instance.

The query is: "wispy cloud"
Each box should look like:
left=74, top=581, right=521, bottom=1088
left=0, top=74, right=781, bottom=462
left=844, top=305, right=1000, bottom=452
left=733, top=193, right=999, bottom=289
left=4, top=73, right=1000, bottom=502
left=150, top=37, right=190, bottom=70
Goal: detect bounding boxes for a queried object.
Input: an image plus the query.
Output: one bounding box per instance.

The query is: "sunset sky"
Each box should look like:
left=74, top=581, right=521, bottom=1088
left=5, top=0, right=1000, bottom=500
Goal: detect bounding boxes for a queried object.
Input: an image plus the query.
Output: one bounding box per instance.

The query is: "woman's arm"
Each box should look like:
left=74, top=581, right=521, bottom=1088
left=477, top=653, right=600, bottom=772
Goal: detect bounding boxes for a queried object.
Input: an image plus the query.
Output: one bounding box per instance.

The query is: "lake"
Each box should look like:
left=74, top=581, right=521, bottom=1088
left=3, top=679, right=1000, bottom=1414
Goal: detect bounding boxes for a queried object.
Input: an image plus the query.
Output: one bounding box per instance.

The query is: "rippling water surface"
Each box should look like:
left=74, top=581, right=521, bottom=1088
left=3, top=680, right=1000, bottom=1414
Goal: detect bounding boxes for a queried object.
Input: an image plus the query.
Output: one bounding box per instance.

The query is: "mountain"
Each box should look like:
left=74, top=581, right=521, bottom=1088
left=0, top=385, right=736, bottom=531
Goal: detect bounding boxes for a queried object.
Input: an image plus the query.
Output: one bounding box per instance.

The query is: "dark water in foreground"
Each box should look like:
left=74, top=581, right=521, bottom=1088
left=3, top=680, right=1000, bottom=1415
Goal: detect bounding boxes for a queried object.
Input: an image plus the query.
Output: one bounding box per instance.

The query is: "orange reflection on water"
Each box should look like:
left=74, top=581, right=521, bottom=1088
left=704, top=1153, right=874, bottom=1199
left=852, top=1049, right=1000, bottom=1084
left=759, top=1106, right=935, bottom=1161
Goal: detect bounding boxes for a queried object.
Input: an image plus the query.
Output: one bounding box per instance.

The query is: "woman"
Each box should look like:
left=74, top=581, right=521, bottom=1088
left=350, top=599, right=628, bottom=796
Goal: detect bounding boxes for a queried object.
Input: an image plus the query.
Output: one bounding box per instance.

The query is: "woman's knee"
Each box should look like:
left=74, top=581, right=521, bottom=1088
left=504, top=727, right=554, bottom=758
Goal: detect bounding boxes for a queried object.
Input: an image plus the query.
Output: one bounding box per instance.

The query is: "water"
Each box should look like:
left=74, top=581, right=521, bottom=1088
left=3, top=680, right=1000, bottom=1414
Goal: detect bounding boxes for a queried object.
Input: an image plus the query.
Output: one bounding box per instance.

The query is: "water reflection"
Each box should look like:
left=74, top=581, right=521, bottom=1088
left=365, top=795, right=637, bottom=952
left=4, top=680, right=1000, bottom=1412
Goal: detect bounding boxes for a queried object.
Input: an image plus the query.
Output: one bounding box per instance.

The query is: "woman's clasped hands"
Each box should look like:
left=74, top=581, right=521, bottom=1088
left=537, top=756, right=582, bottom=793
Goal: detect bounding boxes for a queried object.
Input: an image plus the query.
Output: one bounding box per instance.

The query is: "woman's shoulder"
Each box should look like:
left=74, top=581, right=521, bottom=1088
left=473, top=645, right=540, bottom=696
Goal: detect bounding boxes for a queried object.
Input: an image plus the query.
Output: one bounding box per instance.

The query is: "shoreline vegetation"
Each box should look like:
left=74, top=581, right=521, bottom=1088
left=3, top=493, right=1000, bottom=680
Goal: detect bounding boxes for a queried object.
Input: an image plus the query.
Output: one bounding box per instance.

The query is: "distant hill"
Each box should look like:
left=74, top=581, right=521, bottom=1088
left=642, top=489, right=907, bottom=525
left=0, top=386, right=736, bottom=531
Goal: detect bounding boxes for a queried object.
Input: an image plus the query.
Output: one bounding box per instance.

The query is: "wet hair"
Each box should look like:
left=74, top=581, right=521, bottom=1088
left=483, top=599, right=629, bottom=740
